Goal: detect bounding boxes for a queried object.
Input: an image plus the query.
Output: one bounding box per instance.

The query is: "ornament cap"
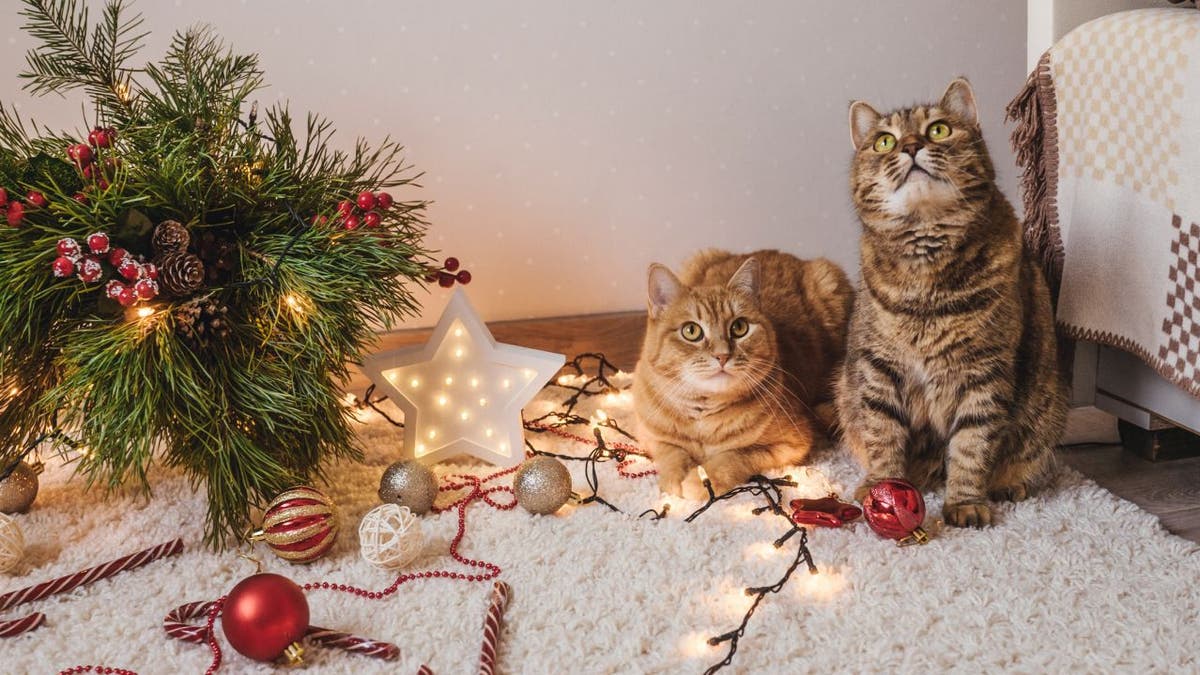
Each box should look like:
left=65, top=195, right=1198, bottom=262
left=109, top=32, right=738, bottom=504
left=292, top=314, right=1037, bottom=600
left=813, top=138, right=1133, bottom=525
left=281, top=642, right=305, bottom=666
left=897, top=526, right=929, bottom=547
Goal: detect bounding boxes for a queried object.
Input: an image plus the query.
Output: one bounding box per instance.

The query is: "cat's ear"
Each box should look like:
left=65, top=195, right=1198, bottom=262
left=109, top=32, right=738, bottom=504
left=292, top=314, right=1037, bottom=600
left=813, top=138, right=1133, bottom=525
left=939, top=77, right=978, bottom=124
left=647, top=263, right=684, bottom=319
left=848, top=101, right=882, bottom=149
left=727, top=257, right=760, bottom=301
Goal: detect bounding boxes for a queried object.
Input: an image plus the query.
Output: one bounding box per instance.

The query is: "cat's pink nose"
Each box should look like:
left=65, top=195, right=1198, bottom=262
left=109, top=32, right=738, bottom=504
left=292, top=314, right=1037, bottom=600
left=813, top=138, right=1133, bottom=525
left=715, top=354, right=729, bottom=368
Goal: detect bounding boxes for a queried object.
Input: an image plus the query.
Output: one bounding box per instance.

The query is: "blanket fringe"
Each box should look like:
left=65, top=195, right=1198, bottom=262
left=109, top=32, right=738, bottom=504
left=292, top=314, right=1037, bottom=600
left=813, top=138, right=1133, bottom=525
left=1006, top=51, right=1064, bottom=302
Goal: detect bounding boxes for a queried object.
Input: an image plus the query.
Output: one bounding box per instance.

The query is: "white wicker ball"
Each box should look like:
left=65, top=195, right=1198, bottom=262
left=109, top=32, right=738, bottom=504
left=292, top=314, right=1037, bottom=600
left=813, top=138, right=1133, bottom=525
left=0, top=512, right=24, bottom=574
left=358, top=504, right=425, bottom=570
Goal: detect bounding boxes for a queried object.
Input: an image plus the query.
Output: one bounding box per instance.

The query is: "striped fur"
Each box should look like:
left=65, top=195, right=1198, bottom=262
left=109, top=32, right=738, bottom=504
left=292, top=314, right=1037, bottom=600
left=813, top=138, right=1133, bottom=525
left=836, top=79, right=1068, bottom=528
left=634, top=249, right=852, bottom=498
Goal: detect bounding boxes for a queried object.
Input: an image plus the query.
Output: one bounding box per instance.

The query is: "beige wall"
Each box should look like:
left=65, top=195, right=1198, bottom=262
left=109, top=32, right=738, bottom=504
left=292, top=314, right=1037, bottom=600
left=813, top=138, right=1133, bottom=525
left=1, top=1, right=1027, bottom=326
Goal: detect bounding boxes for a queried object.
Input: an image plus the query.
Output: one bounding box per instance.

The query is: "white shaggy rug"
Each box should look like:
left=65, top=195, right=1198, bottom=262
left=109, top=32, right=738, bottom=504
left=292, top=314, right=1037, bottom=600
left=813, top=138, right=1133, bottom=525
left=3, top=373, right=1200, bottom=674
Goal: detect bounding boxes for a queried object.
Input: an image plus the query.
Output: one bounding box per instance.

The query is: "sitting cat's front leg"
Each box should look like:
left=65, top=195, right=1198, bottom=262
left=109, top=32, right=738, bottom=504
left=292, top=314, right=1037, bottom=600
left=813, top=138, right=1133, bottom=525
left=650, top=440, right=697, bottom=497
left=943, top=414, right=1002, bottom=528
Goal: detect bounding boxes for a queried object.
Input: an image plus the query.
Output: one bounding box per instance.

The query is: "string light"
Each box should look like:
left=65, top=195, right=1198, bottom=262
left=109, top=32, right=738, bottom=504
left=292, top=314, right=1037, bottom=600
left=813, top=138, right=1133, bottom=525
left=135, top=306, right=155, bottom=318
left=284, top=294, right=304, bottom=313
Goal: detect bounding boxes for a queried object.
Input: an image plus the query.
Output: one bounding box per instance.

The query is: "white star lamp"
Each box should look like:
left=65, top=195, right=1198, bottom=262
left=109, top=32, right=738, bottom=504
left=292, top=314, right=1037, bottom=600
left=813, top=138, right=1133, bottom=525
left=362, top=289, right=565, bottom=467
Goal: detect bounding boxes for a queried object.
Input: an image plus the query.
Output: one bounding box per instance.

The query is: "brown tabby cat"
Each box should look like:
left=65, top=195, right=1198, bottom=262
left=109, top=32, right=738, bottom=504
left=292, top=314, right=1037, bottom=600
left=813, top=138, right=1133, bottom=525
left=836, top=78, right=1067, bottom=528
left=634, top=249, right=853, bottom=498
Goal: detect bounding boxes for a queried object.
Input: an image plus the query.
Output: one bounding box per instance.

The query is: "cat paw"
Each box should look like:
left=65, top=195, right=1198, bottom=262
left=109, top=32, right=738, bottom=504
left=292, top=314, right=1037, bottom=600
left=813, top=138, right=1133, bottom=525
left=943, top=502, right=992, bottom=528
left=989, top=483, right=1028, bottom=502
left=658, top=474, right=684, bottom=498
left=681, top=471, right=709, bottom=501
left=852, top=480, right=876, bottom=503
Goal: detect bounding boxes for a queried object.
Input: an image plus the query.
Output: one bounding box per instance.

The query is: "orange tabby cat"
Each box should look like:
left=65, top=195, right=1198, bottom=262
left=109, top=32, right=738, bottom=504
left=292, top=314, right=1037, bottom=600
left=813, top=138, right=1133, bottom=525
left=633, top=249, right=853, bottom=498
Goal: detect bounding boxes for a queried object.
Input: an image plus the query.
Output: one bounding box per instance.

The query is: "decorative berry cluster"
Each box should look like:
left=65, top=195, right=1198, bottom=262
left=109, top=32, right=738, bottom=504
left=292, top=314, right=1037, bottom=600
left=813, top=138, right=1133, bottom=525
left=326, top=190, right=395, bottom=230
left=2, top=187, right=47, bottom=228
left=67, top=126, right=119, bottom=202
left=430, top=256, right=472, bottom=288
left=52, top=232, right=159, bottom=307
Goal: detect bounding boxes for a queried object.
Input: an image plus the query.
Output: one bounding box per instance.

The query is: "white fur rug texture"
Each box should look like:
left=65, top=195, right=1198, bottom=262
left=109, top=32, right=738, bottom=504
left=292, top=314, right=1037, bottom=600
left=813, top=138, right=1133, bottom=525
left=2, top=373, right=1199, bottom=675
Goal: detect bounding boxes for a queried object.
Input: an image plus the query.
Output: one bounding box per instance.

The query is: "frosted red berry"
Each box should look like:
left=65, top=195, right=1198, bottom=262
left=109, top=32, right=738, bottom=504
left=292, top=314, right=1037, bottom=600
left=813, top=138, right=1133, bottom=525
left=134, top=278, right=158, bottom=300
left=144, top=262, right=159, bottom=280
left=58, top=238, right=81, bottom=258
left=118, top=258, right=142, bottom=281
left=7, top=202, right=24, bottom=227
left=375, top=192, right=393, bottom=209
left=455, top=270, right=472, bottom=285
left=26, top=191, right=47, bottom=208
left=443, top=257, right=460, bottom=272
left=437, top=271, right=456, bottom=288
left=105, top=280, right=125, bottom=300
left=87, top=232, right=111, bottom=254
left=107, top=247, right=129, bottom=266
left=77, top=256, right=103, bottom=283
left=356, top=191, right=377, bottom=211
left=363, top=211, right=381, bottom=228
left=116, top=284, right=137, bottom=306
left=52, top=256, right=76, bottom=278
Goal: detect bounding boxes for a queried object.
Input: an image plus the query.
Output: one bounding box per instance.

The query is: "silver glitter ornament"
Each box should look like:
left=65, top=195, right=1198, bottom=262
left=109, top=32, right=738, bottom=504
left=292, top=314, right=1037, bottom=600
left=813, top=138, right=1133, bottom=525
left=0, top=461, right=42, bottom=514
left=378, top=460, right=438, bottom=515
left=513, top=456, right=572, bottom=515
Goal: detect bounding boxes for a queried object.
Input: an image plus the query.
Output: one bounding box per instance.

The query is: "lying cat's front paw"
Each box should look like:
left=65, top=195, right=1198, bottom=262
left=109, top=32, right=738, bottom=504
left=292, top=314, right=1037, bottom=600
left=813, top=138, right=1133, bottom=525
left=944, top=502, right=992, bottom=528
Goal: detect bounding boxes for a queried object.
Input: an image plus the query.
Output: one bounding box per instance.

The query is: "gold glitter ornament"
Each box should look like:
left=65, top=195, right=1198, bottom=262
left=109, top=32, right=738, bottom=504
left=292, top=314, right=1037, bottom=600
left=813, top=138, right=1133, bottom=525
left=513, top=456, right=572, bottom=515
left=0, top=461, right=43, bottom=514
left=378, top=460, right=438, bottom=515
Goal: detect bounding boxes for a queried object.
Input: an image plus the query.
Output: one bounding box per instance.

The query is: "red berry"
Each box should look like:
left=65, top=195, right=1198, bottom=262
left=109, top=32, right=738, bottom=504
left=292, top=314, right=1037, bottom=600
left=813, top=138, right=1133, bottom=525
left=105, top=279, right=125, bottom=300
left=6, top=202, right=24, bottom=227
left=77, top=256, right=103, bottom=283
left=116, top=284, right=137, bottom=306
left=73, top=192, right=89, bottom=204
left=343, top=214, right=361, bottom=230
left=26, top=191, right=47, bottom=208
left=424, top=273, right=437, bottom=283
left=312, top=214, right=329, bottom=227
left=143, top=263, right=158, bottom=280
left=443, top=257, right=460, bottom=272
left=375, top=192, right=393, bottom=209
left=455, top=269, right=472, bottom=285
left=57, top=238, right=81, bottom=258
left=52, top=256, right=76, bottom=278
left=118, top=258, right=142, bottom=281
left=437, top=271, right=456, bottom=288
left=337, top=200, right=355, bottom=216
left=82, top=164, right=98, bottom=180
left=67, top=143, right=93, bottom=166
left=107, top=247, right=129, bottom=266
left=103, top=157, right=121, bottom=173
left=88, top=127, right=115, bottom=148
left=356, top=191, right=377, bottom=211
left=0, top=187, right=7, bottom=207
left=87, top=232, right=110, bottom=254
left=134, top=278, right=158, bottom=300
left=96, top=178, right=110, bottom=190
left=363, top=211, right=381, bottom=228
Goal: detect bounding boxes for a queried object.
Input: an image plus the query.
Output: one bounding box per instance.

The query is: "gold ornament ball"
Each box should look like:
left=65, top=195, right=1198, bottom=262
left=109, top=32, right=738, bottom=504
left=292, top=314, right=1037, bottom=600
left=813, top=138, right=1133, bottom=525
left=0, top=513, right=23, bottom=574
left=513, top=456, right=572, bottom=515
left=0, top=461, right=42, bottom=514
left=378, top=461, right=438, bottom=515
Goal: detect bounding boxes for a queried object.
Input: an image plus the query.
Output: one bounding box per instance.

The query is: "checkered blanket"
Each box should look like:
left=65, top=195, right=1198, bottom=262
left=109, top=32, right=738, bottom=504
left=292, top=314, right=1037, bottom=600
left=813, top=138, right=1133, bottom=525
left=1008, top=8, right=1200, bottom=399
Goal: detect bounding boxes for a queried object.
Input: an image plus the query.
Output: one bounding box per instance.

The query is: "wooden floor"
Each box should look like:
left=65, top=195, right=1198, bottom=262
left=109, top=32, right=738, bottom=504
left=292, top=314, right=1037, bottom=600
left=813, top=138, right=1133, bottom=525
left=353, top=311, right=1200, bottom=544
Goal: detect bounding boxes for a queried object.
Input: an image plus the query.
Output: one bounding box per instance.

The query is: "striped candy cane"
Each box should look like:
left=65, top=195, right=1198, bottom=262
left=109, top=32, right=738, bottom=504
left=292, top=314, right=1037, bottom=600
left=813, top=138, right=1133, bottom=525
left=476, top=581, right=511, bottom=675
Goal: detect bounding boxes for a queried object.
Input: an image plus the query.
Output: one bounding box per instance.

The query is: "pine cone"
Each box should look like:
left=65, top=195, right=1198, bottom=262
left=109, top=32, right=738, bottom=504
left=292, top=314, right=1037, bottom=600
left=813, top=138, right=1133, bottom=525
left=195, top=231, right=239, bottom=284
left=175, top=298, right=231, bottom=346
left=152, top=220, right=190, bottom=255
left=156, top=251, right=206, bottom=297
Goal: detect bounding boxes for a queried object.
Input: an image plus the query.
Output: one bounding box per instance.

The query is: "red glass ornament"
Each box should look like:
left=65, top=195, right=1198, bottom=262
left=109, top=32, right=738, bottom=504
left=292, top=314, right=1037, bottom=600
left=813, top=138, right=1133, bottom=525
left=221, top=573, right=309, bottom=664
left=375, top=191, right=393, bottom=209
left=356, top=190, right=377, bottom=211
left=861, top=478, right=929, bottom=545
left=789, top=495, right=863, bottom=528
left=250, top=486, right=339, bottom=564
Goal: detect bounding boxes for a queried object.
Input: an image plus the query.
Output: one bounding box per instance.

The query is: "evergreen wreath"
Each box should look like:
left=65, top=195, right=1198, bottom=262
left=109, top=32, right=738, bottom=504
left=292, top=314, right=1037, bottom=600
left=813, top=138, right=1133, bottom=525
left=0, top=0, right=435, bottom=546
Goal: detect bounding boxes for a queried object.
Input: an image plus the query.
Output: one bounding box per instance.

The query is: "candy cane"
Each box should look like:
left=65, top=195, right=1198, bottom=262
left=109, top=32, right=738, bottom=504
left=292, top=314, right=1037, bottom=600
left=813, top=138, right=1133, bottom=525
left=476, top=581, right=511, bottom=675
left=0, top=538, right=184, bottom=638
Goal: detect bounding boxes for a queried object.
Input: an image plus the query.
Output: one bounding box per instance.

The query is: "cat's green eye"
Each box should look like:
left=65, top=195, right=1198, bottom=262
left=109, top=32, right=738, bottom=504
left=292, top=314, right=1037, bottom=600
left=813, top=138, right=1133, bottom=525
left=873, top=133, right=896, bottom=153
left=680, top=321, right=704, bottom=342
left=927, top=122, right=951, bottom=140
left=729, top=318, right=750, bottom=339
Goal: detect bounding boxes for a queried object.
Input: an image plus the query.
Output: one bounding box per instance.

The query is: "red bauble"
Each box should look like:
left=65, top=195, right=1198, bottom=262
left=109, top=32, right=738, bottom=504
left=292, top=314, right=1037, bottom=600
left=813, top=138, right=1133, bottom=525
left=375, top=191, right=393, bottom=209
left=355, top=190, right=377, bottom=211
left=67, top=143, right=93, bottom=166
left=251, top=486, right=339, bottom=563
left=6, top=202, right=22, bottom=227
left=87, top=232, right=111, bottom=254
left=221, top=573, right=310, bottom=664
left=861, top=478, right=929, bottom=545
left=57, top=238, right=81, bottom=258
left=52, top=256, right=76, bottom=278
left=455, top=269, right=472, bottom=285
left=443, top=256, right=460, bottom=272
left=362, top=211, right=381, bottom=228
left=26, top=191, right=47, bottom=208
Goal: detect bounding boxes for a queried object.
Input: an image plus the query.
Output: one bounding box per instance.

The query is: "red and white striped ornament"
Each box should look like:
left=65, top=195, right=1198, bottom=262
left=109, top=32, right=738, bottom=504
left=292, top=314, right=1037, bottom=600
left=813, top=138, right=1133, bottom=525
left=250, top=486, right=339, bottom=564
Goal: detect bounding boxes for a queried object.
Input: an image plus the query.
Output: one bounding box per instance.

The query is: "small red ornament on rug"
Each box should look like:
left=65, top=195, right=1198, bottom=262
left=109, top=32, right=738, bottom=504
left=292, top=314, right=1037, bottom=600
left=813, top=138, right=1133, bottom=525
left=249, top=486, right=339, bottom=563
left=221, top=573, right=310, bottom=664
left=860, top=478, right=929, bottom=546
left=789, top=495, right=863, bottom=529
